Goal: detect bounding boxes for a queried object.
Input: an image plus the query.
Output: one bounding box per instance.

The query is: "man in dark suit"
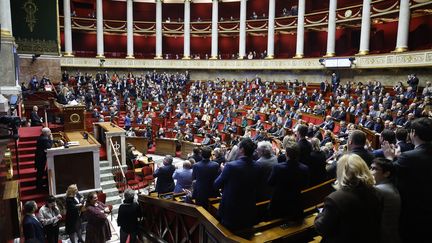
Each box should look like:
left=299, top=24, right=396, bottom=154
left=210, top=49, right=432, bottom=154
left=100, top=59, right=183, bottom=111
left=268, top=140, right=309, bottom=221
left=192, top=147, right=220, bottom=208
left=383, top=117, right=432, bottom=243
left=31, top=106, right=43, bottom=126
left=214, top=138, right=263, bottom=230
left=320, top=116, right=335, bottom=132
left=296, top=124, right=312, bottom=165
left=117, top=189, right=142, bottom=243
left=35, top=128, right=59, bottom=190
left=153, top=155, right=176, bottom=194
left=23, top=200, right=45, bottom=243
left=331, top=72, right=340, bottom=92
left=395, top=128, right=414, bottom=153
left=347, top=130, right=375, bottom=166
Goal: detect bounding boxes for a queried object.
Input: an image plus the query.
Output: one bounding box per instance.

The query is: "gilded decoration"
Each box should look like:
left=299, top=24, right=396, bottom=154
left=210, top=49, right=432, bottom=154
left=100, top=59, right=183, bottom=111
left=16, top=38, right=58, bottom=54
left=60, top=51, right=432, bottom=70
left=23, top=0, right=38, bottom=32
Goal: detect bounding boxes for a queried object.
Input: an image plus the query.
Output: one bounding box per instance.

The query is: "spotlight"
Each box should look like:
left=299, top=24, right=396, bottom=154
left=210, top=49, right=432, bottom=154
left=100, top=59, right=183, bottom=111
left=99, top=59, right=106, bottom=66
left=319, top=58, right=325, bottom=65
left=31, top=54, right=41, bottom=63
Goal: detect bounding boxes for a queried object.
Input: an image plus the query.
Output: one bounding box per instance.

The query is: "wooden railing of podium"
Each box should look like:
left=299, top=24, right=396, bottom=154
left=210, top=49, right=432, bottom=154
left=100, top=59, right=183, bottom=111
left=138, top=179, right=335, bottom=243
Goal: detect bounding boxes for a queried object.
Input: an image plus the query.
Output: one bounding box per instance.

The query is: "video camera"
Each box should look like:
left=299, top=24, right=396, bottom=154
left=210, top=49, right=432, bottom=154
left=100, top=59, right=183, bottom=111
left=0, top=116, right=23, bottom=140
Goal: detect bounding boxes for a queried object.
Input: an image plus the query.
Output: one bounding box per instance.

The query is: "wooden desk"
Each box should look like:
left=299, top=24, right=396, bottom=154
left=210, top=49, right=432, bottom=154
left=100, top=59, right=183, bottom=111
left=126, top=137, right=148, bottom=155
left=54, top=101, right=86, bottom=132
left=94, top=122, right=126, bottom=167
left=181, top=141, right=202, bottom=159
left=47, top=132, right=101, bottom=196
left=0, top=180, right=21, bottom=242
left=155, top=138, right=177, bottom=156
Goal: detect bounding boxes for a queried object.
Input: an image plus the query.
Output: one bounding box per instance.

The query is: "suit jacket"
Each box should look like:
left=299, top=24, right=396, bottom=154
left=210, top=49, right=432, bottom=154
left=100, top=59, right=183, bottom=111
left=23, top=214, right=45, bottom=243
left=297, top=138, right=312, bottom=164
left=214, top=156, right=263, bottom=230
left=396, top=141, right=414, bottom=153
left=31, top=111, right=42, bottom=126
left=268, top=160, right=309, bottom=221
left=314, top=185, right=382, bottom=243
left=173, top=168, right=193, bottom=193
left=65, top=194, right=83, bottom=234
left=154, top=164, right=176, bottom=194
left=35, top=135, right=54, bottom=169
left=192, top=159, right=220, bottom=207
left=394, top=143, right=432, bottom=243
left=256, top=156, right=278, bottom=201
left=117, top=201, right=142, bottom=234
left=351, top=147, right=375, bottom=166
left=375, top=181, right=402, bottom=243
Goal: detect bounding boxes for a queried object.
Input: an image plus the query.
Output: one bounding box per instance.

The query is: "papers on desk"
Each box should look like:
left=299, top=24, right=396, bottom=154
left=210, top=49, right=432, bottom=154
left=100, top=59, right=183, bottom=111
left=67, top=141, right=80, bottom=146
left=50, top=146, right=65, bottom=150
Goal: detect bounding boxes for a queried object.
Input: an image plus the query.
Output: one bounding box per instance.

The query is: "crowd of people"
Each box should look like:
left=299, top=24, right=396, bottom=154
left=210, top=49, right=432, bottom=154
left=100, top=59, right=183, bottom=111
left=23, top=69, right=432, bottom=242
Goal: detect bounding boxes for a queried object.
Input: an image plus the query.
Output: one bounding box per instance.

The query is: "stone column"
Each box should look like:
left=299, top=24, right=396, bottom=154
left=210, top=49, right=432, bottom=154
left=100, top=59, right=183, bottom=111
left=294, top=0, right=305, bottom=58
left=394, top=0, right=410, bottom=52
left=63, top=0, right=74, bottom=56
left=0, top=0, right=13, bottom=36
left=210, top=0, right=219, bottom=59
left=0, top=0, right=20, bottom=96
left=358, top=0, right=371, bottom=55
left=238, top=0, right=247, bottom=59
left=126, top=0, right=134, bottom=58
left=155, top=0, right=163, bottom=59
left=325, top=0, right=337, bottom=57
left=183, top=0, right=191, bottom=59
left=96, top=0, right=104, bottom=58
left=266, top=0, right=275, bottom=59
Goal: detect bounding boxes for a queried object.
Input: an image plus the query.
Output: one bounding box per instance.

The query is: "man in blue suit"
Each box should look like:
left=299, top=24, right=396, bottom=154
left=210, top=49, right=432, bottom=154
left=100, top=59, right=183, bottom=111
left=23, top=200, right=45, bottom=243
left=214, top=138, right=263, bottom=230
left=153, top=155, right=176, bottom=194
left=192, top=147, right=220, bottom=208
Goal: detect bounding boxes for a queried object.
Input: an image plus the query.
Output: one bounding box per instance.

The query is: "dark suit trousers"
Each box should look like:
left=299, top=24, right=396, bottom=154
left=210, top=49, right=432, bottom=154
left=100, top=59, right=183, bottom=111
left=44, top=223, right=59, bottom=243
left=36, top=165, right=47, bottom=189
left=120, top=229, right=137, bottom=243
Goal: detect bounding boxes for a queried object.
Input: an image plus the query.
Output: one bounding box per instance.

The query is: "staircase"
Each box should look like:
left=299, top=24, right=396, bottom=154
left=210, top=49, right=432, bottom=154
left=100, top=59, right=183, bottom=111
left=99, top=160, right=123, bottom=214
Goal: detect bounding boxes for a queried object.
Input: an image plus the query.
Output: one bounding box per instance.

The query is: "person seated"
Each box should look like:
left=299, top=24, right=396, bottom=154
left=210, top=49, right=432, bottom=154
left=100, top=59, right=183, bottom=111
left=227, top=121, right=238, bottom=134
left=173, top=160, right=193, bottom=193
left=320, top=116, right=335, bottom=132
left=216, top=112, right=225, bottom=123
left=156, top=128, right=166, bottom=138
left=267, top=122, right=278, bottom=134
left=31, top=105, right=43, bottom=126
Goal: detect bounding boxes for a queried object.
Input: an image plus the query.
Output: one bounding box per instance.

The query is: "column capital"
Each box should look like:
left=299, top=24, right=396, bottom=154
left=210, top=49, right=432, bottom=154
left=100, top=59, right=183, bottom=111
left=126, top=55, right=135, bottom=59
left=293, top=54, right=304, bottom=58
left=393, top=47, right=408, bottom=53
left=1, top=30, right=12, bottom=37
left=356, top=50, right=369, bottom=55
left=324, top=52, right=336, bottom=57
left=154, top=55, right=163, bottom=59
left=182, top=55, right=191, bottom=59
left=96, top=54, right=105, bottom=58
left=265, top=55, right=274, bottom=59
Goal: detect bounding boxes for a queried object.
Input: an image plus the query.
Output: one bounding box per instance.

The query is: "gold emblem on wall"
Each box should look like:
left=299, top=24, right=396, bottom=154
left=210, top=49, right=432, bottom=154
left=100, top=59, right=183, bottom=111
left=23, top=0, right=38, bottom=32
left=70, top=113, right=81, bottom=123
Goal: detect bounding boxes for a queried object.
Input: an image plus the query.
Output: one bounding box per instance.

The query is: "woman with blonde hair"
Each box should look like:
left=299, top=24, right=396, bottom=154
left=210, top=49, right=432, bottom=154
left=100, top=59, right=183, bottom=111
left=314, top=154, right=382, bottom=243
left=65, top=184, right=84, bottom=243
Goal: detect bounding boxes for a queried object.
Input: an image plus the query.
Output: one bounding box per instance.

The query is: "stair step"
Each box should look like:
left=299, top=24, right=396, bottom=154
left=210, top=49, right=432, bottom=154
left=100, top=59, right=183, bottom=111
left=100, top=161, right=109, bottom=167
left=14, top=161, right=35, bottom=170
left=18, top=141, right=37, bottom=148
left=104, top=187, right=120, bottom=197
left=100, top=166, right=112, bottom=174
left=12, top=153, right=35, bottom=162
left=100, top=172, right=114, bottom=182
left=100, top=180, right=116, bottom=190
left=17, top=147, right=37, bottom=155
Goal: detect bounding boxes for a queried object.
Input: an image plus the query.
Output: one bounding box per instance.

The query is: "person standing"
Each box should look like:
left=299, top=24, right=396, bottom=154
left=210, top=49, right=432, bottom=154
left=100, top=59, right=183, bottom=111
left=214, top=138, right=263, bottom=230
left=192, top=147, right=220, bottom=208
left=314, top=154, right=381, bottom=243
left=383, top=117, right=432, bottom=243
left=173, top=160, right=193, bottom=193
left=38, top=196, right=62, bottom=243
left=65, top=184, right=84, bottom=243
left=153, top=155, right=176, bottom=194
left=34, top=128, right=61, bottom=190
left=23, top=200, right=45, bottom=243
left=117, top=189, right=142, bottom=243
left=84, top=192, right=112, bottom=243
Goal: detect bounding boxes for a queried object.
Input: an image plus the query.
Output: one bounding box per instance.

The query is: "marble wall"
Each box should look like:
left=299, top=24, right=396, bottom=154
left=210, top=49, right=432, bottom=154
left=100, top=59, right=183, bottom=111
left=19, top=55, right=61, bottom=85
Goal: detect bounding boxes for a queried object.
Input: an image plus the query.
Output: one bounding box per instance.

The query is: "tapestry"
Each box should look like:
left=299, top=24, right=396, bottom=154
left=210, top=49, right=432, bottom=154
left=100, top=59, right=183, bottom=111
left=10, top=0, right=59, bottom=55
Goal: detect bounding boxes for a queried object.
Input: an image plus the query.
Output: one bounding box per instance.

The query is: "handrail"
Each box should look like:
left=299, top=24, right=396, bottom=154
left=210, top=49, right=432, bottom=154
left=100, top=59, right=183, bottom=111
left=109, top=138, right=128, bottom=191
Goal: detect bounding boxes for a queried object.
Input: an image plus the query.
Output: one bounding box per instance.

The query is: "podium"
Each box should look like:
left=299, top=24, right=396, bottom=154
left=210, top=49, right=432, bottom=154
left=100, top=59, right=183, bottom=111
left=54, top=101, right=86, bottom=132
left=181, top=141, right=202, bottom=159
left=47, top=131, right=101, bottom=196
left=94, top=122, right=126, bottom=167
left=155, top=138, right=177, bottom=156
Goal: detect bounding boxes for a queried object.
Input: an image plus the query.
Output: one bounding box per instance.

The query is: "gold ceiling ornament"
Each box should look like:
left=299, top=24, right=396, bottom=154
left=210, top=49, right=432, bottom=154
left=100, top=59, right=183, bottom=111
left=23, top=0, right=38, bottom=32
